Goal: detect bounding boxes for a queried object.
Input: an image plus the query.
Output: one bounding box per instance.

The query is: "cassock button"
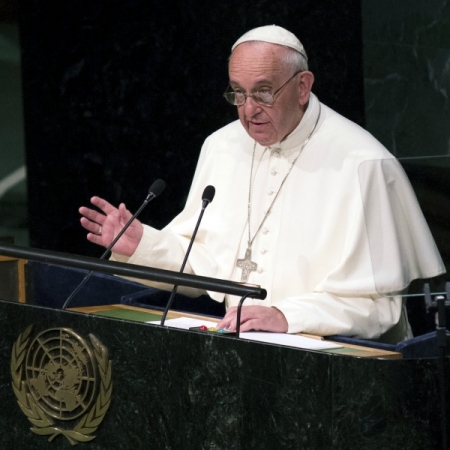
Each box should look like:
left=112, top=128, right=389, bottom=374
left=271, top=169, right=277, bottom=176
left=262, top=228, right=268, bottom=235
left=257, top=268, right=263, bottom=274
left=267, top=190, right=274, bottom=196
left=260, top=248, right=267, bottom=254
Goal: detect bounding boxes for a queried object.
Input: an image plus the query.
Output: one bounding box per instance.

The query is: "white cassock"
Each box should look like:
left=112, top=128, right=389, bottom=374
left=112, top=93, right=445, bottom=340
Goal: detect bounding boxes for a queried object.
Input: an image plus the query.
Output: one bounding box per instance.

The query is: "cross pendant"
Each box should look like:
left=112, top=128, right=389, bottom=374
left=236, top=247, right=257, bottom=283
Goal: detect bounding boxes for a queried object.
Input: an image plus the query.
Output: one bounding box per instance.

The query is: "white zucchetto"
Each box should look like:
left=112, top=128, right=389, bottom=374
left=231, top=25, right=308, bottom=61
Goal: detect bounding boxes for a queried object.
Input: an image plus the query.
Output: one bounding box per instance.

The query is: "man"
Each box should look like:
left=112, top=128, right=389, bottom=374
left=80, top=25, right=445, bottom=340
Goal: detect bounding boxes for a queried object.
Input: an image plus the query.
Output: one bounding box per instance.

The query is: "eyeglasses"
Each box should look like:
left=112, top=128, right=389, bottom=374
left=223, top=70, right=302, bottom=107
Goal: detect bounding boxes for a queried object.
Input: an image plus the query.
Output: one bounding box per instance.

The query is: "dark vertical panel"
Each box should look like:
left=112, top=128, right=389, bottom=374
left=362, top=0, right=450, bottom=276
left=19, top=0, right=364, bottom=255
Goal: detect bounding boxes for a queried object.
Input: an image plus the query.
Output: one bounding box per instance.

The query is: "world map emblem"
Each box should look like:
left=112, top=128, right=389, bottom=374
left=11, top=325, right=113, bottom=445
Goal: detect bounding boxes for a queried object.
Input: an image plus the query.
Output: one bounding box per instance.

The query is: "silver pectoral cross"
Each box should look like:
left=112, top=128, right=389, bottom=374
left=236, top=247, right=257, bottom=283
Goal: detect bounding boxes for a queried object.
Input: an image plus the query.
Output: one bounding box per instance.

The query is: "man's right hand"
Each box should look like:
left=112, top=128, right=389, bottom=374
left=79, top=197, right=143, bottom=257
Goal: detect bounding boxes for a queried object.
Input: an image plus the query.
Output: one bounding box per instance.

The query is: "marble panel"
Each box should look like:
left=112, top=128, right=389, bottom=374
left=18, top=1, right=365, bottom=255
left=362, top=0, right=450, bottom=161
left=331, top=355, right=450, bottom=449
left=362, top=0, right=450, bottom=275
left=1, top=300, right=449, bottom=449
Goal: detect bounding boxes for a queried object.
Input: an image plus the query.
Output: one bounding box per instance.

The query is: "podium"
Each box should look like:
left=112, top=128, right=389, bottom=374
left=0, top=244, right=449, bottom=449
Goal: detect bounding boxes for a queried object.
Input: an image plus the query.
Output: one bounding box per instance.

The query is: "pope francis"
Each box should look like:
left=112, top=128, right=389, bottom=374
left=79, top=25, right=445, bottom=341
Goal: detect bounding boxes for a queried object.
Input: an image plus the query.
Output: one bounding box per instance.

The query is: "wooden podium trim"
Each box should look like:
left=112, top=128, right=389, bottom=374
left=70, top=304, right=403, bottom=359
left=0, top=255, right=27, bottom=303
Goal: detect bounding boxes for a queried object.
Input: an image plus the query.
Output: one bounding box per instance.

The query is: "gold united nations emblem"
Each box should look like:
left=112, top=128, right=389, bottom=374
left=10, top=325, right=113, bottom=445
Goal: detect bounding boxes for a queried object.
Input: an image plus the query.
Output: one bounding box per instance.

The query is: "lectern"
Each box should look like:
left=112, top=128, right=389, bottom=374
left=0, top=244, right=448, bottom=449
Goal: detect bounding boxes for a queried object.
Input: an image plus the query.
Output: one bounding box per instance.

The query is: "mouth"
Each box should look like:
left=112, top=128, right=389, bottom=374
left=249, top=121, right=269, bottom=130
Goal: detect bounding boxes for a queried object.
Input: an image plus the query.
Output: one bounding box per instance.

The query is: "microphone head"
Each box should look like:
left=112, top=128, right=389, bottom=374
left=202, top=185, right=215, bottom=206
left=149, top=179, right=166, bottom=198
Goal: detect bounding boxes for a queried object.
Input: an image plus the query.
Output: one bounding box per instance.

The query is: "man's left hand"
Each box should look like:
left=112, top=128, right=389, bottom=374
left=217, top=306, right=288, bottom=333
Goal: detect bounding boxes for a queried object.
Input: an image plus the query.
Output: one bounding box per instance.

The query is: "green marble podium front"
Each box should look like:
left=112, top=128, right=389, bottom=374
left=1, top=299, right=448, bottom=450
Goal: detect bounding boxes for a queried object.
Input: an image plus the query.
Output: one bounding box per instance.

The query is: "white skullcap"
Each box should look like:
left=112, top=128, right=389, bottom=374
left=231, top=25, right=308, bottom=61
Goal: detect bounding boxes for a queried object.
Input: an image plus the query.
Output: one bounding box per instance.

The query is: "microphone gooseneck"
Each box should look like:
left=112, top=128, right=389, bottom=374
left=160, top=185, right=215, bottom=326
left=62, top=179, right=166, bottom=310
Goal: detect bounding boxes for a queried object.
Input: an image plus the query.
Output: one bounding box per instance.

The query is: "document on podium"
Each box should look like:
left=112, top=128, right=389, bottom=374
left=148, top=317, right=342, bottom=351
left=239, top=332, right=342, bottom=350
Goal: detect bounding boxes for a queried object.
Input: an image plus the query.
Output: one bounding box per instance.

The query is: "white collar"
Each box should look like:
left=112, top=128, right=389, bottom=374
left=263, top=92, right=321, bottom=153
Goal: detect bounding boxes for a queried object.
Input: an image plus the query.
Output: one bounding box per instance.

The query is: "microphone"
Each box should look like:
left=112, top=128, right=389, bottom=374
left=62, top=179, right=166, bottom=310
left=202, top=185, right=215, bottom=208
left=160, top=185, right=215, bottom=326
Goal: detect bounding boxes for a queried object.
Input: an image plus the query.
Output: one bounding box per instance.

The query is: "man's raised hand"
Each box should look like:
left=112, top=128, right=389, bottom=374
left=79, top=196, right=143, bottom=256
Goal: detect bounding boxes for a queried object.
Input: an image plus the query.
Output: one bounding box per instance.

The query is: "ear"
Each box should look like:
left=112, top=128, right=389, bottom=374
left=298, top=71, right=314, bottom=106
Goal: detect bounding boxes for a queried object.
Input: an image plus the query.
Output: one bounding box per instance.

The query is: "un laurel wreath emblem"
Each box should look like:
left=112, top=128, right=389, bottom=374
left=10, top=325, right=113, bottom=445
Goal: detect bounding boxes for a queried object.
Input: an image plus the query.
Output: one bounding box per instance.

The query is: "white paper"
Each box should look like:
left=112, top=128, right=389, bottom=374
left=147, top=317, right=217, bottom=330
left=239, top=332, right=342, bottom=350
left=148, top=318, right=342, bottom=350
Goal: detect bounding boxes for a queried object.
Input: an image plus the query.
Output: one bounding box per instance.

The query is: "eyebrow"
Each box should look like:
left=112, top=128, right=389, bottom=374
left=229, top=79, right=274, bottom=90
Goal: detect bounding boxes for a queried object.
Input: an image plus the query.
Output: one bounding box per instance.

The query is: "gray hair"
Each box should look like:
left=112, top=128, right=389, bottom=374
left=282, top=46, right=308, bottom=72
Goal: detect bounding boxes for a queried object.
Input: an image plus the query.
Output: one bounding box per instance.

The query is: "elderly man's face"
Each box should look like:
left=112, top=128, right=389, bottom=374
left=228, top=43, right=308, bottom=146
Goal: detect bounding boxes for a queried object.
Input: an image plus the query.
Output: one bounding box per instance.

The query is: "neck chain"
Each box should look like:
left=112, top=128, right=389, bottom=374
left=236, top=104, right=322, bottom=283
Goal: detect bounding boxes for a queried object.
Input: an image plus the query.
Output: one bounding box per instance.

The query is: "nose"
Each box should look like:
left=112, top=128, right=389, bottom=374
left=242, top=95, right=262, bottom=118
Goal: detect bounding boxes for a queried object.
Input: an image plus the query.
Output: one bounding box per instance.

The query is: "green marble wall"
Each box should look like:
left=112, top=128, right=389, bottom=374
left=362, top=0, right=450, bottom=162
left=362, top=0, right=450, bottom=276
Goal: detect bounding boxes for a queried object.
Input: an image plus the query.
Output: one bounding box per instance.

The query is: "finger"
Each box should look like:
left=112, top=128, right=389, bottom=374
left=217, top=308, right=237, bottom=330
left=236, top=319, right=256, bottom=332
left=227, top=313, right=242, bottom=332
left=240, top=317, right=272, bottom=332
left=118, top=203, right=133, bottom=223
left=86, top=231, right=108, bottom=247
left=80, top=217, right=104, bottom=235
left=90, top=196, right=119, bottom=215
left=79, top=206, right=106, bottom=225
left=227, top=307, right=257, bottom=332
left=217, top=316, right=232, bottom=330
